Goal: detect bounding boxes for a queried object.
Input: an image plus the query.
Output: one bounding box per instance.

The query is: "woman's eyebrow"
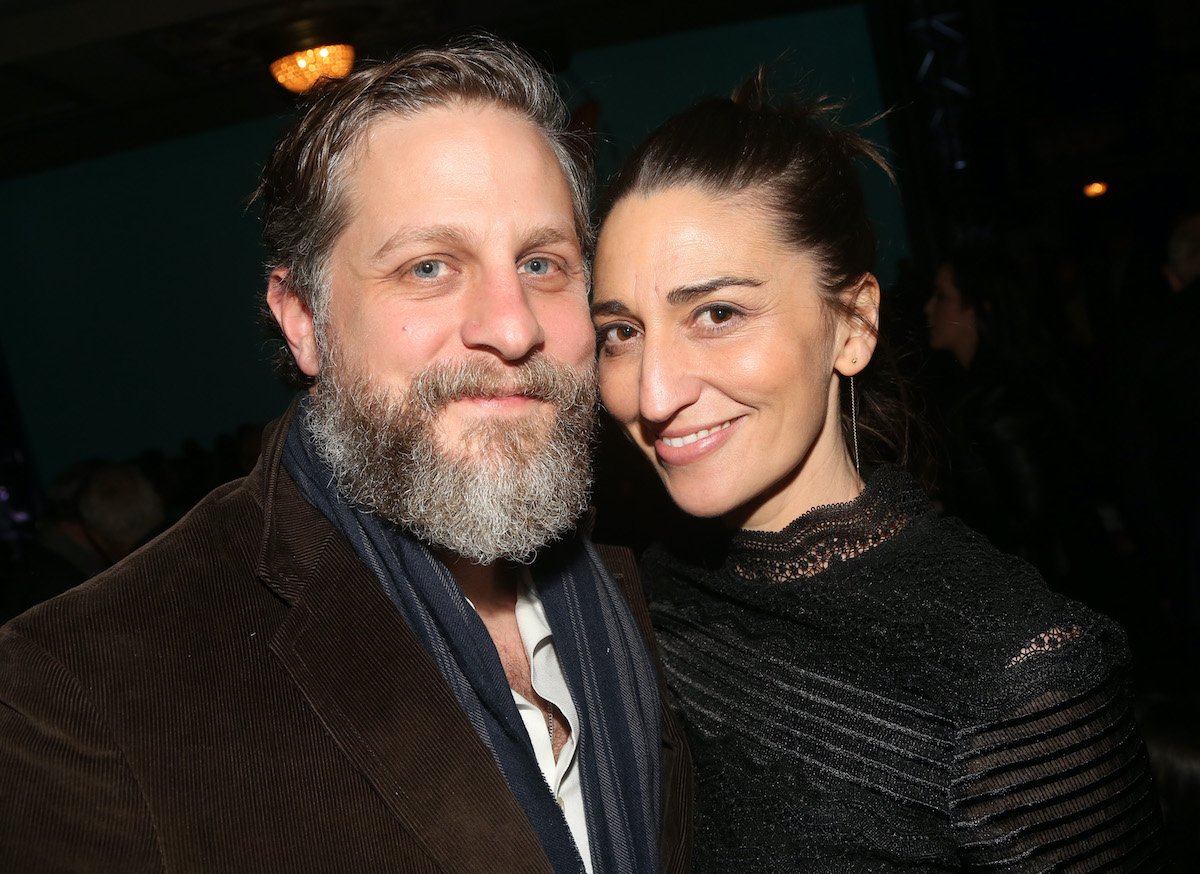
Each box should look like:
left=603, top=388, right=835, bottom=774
left=591, top=275, right=765, bottom=317
left=665, top=276, right=763, bottom=305
left=590, top=299, right=631, bottom=317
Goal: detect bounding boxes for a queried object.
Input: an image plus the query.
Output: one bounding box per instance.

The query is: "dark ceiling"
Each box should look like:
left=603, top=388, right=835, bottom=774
left=0, top=0, right=806, bottom=179
left=3, top=0, right=1198, bottom=243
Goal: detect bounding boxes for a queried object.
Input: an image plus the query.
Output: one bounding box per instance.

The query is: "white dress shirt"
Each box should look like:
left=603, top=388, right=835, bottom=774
left=510, top=579, right=592, bottom=873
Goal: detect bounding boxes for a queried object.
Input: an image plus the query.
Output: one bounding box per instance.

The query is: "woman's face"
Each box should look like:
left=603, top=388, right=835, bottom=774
left=592, top=185, right=876, bottom=531
left=924, top=264, right=977, bottom=362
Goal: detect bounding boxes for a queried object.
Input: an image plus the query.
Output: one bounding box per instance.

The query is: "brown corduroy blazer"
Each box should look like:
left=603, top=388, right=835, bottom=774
left=0, top=404, right=693, bottom=872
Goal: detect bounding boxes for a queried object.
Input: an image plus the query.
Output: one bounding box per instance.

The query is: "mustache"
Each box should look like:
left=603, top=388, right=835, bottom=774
left=409, top=355, right=597, bottom=414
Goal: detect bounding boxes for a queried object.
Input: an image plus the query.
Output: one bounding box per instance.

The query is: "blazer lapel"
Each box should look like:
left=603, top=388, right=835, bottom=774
left=253, top=405, right=553, bottom=873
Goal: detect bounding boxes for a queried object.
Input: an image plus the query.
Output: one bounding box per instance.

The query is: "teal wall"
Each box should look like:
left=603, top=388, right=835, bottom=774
left=0, top=117, right=293, bottom=484
left=563, top=3, right=907, bottom=279
left=0, top=3, right=905, bottom=483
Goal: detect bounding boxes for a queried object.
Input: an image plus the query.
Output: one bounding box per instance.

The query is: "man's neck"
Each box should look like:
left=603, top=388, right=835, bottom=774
left=438, top=553, right=520, bottom=618
left=438, top=552, right=567, bottom=756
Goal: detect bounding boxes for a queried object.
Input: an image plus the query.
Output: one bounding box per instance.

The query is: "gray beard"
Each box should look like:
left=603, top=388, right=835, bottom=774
left=306, top=349, right=597, bottom=565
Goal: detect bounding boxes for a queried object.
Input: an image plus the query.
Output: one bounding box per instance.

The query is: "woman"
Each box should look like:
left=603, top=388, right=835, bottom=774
left=923, top=244, right=1075, bottom=572
left=590, top=80, right=1164, bottom=870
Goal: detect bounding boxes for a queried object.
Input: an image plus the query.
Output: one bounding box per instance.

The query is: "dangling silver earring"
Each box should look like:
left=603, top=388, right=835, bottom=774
left=849, top=374, right=860, bottom=474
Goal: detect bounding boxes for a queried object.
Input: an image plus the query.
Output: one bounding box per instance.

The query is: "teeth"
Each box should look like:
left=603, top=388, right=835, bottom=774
left=661, top=420, right=732, bottom=448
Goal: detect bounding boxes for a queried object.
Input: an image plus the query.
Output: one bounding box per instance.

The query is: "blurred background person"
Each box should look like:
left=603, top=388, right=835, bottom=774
left=1108, top=213, right=1200, bottom=696
left=922, top=243, right=1103, bottom=593
left=1, top=461, right=164, bottom=622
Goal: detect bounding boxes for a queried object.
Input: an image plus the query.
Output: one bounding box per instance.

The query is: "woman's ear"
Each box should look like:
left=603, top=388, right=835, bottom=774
left=266, top=268, right=320, bottom=378
left=834, top=274, right=881, bottom=377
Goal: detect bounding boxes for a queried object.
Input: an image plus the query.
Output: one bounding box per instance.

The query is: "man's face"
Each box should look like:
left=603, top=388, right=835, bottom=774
left=321, top=102, right=594, bottom=447
left=290, top=103, right=598, bottom=562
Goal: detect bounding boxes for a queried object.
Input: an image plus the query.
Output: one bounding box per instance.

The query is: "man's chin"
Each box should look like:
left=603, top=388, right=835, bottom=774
left=440, top=395, right=555, bottom=425
left=446, top=394, right=549, bottom=412
left=435, top=402, right=556, bottom=453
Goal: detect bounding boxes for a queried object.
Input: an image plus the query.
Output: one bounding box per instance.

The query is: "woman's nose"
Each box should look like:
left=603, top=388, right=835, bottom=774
left=638, top=336, right=703, bottom=424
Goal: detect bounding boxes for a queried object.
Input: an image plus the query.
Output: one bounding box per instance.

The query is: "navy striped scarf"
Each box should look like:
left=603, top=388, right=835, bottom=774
left=282, top=402, right=661, bottom=873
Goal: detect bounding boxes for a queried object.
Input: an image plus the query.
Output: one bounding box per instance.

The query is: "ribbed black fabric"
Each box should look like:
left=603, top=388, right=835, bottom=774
left=646, top=467, right=1165, bottom=872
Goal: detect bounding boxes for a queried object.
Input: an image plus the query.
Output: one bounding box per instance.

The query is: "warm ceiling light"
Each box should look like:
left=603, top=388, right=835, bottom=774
left=1083, top=181, right=1109, bottom=198
left=270, top=44, right=355, bottom=93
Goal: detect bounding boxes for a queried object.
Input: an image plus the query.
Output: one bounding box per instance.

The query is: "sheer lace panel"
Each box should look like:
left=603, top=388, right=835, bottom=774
left=1007, top=625, right=1083, bottom=669
left=951, top=677, right=1164, bottom=871
left=728, top=468, right=922, bottom=583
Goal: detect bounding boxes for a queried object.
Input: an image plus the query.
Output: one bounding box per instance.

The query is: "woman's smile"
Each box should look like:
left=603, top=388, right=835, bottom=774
left=659, top=418, right=735, bottom=448
left=652, top=416, right=741, bottom=464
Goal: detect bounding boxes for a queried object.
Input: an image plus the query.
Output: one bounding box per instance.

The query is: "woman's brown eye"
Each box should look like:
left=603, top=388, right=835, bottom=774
left=597, top=324, right=636, bottom=345
left=711, top=306, right=733, bottom=323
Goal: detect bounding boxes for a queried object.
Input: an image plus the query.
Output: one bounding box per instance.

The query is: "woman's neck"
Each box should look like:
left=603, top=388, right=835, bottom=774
left=729, top=443, right=864, bottom=533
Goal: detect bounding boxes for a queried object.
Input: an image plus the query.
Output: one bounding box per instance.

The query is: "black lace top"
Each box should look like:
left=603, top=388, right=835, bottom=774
left=646, top=467, right=1164, bottom=871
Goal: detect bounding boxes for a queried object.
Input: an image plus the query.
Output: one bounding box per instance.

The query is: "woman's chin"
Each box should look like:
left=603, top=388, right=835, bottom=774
left=665, top=486, right=753, bottom=526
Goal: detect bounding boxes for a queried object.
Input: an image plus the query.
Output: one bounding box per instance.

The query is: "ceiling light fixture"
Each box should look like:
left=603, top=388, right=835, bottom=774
left=255, top=13, right=368, bottom=94
left=270, top=43, right=355, bottom=93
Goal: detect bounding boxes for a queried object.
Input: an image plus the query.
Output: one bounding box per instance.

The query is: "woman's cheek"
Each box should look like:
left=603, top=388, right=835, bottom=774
left=598, top=364, right=636, bottom=426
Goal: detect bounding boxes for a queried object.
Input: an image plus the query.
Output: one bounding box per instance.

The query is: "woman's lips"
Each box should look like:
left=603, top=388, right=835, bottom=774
left=660, top=419, right=734, bottom=448
left=653, top=417, right=740, bottom=465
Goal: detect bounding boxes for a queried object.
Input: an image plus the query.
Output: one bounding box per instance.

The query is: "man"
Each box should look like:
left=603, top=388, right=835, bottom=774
left=0, top=39, right=691, bottom=873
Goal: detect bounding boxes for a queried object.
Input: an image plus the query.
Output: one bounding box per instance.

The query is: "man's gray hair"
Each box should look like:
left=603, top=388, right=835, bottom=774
left=255, top=35, right=592, bottom=386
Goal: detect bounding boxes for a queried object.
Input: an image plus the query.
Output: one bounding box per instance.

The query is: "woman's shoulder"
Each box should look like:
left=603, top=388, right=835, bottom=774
left=885, top=513, right=1131, bottom=713
left=889, top=512, right=1110, bottom=630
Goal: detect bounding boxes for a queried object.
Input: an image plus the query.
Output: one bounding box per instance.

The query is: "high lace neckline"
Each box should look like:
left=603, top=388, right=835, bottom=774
left=725, top=466, right=930, bottom=583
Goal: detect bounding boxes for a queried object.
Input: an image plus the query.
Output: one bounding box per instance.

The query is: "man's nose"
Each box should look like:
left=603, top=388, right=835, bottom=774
left=460, top=269, right=545, bottom=361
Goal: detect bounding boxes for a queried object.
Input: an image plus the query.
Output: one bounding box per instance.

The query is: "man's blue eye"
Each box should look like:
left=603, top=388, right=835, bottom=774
left=524, top=258, right=551, bottom=275
left=413, top=261, right=441, bottom=278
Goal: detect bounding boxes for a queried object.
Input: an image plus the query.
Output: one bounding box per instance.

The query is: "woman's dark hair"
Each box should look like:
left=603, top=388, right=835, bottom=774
left=599, top=71, right=918, bottom=470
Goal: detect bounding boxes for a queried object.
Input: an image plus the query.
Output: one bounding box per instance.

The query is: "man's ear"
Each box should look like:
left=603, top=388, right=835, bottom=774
left=834, top=274, right=881, bottom=377
left=267, top=268, right=320, bottom=378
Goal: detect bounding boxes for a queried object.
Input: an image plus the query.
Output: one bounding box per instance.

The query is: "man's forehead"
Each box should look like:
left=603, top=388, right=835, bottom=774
left=331, top=105, right=579, bottom=253
left=352, top=101, right=553, bottom=167
left=341, top=104, right=570, bottom=193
